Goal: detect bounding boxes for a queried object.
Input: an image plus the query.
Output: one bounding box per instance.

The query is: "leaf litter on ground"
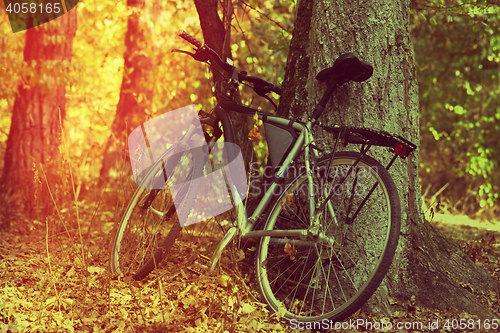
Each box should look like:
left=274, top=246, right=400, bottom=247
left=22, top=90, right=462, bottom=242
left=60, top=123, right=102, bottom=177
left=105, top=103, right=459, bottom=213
left=0, top=213, right=498, bottom=332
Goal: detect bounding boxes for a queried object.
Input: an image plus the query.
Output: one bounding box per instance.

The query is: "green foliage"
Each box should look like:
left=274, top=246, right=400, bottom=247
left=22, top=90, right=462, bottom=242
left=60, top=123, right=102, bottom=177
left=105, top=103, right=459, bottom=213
left=411, top=0, right=500, bottom=215
left=229, top=1, right=295, bottom=163
left=231, top=0, right=294, bottom=111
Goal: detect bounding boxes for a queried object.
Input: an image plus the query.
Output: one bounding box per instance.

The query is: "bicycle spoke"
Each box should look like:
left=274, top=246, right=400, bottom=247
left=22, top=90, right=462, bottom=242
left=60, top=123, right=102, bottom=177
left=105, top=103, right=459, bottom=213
left=256, top=152, right=400, bottom=322
left=110, top=141, right=212, bottom=280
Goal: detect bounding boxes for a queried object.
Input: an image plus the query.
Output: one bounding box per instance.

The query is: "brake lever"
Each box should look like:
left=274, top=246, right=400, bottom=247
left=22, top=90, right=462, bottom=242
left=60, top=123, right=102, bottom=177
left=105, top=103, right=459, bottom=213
left=172, top=49, right=195, bottom=56
left=253, top=83, right=273, bottom=97
left=172, top=48, right=211, bottom=62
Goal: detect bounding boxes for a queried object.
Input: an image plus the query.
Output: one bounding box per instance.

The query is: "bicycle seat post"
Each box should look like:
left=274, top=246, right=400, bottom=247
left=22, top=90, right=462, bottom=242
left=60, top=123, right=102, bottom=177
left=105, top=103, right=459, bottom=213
left=310, top=83, right=339, bottom=122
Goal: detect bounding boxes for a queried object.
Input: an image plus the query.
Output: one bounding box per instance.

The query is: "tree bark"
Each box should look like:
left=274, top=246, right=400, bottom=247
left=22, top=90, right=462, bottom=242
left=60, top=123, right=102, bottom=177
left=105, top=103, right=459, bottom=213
left=99, top=0, right=154, bottom=184
left=278, top=0, right=498, bottom=318
left=0, top=10, right=77, bottom=226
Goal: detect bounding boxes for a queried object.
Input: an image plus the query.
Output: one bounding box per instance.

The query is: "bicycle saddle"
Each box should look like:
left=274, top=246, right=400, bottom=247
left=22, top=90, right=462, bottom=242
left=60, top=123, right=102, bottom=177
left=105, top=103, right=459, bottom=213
left=316, top=53, right=373, bottom=83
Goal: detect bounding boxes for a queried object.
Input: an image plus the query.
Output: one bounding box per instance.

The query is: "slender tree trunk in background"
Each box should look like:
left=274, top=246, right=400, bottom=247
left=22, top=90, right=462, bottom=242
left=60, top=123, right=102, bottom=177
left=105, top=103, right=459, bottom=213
left=279, top=0, right=498, bottom=318
left=193, top=0, right=227, bottom=74
left=0, top=10, right=77, bottom=228
left=194, top=0, right=254, bottom=169
left=99, top=0, right=154, bottom=184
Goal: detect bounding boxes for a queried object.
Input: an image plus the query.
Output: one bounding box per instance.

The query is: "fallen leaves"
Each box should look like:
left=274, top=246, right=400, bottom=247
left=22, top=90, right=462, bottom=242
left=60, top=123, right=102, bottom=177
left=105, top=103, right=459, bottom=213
left=217, top=274, right=231, bottom=288
left=284, top=241, right=297, bottom=260
left=280, top=193, right=297, bottom=213
left=3, top=226, right=290, bottom=333
left=1, top=210, right=499, bottom=333
left=248, top=112, right=261, bottom=140
left=87, top=266, right=105, bottom=275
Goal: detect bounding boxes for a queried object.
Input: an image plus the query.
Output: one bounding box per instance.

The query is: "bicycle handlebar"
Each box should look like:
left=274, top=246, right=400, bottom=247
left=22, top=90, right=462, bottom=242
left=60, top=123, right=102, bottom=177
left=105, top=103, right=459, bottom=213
left=176, top=30, right=281, bottom=96
left=177, top=30, right=204, bottom=49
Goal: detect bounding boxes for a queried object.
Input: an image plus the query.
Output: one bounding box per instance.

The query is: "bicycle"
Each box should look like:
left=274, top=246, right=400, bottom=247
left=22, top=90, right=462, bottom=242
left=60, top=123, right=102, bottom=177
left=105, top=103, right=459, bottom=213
left=109, top=30, right=417, bottom=323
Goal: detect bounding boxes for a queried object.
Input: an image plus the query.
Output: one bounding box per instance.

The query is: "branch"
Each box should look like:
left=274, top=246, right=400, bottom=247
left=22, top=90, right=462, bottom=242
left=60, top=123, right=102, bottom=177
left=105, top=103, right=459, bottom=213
left=237, top=0, right=291, bottom=33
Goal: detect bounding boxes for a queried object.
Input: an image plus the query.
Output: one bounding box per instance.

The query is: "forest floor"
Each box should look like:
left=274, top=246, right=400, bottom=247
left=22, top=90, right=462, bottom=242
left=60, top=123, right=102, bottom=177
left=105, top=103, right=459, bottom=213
left=0, top=206, right=499, bottom=333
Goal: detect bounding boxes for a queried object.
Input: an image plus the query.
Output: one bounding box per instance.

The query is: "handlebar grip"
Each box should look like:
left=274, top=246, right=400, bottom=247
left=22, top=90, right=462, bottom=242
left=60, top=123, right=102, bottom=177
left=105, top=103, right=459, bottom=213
left=177, top=30, right=203, bottom=48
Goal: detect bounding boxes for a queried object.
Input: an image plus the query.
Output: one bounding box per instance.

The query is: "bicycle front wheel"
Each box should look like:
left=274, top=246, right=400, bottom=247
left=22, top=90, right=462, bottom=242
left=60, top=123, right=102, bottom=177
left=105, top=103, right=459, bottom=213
left=110, top=141, right=203, bottom=280
left=256, top=151, right=401, bottom=323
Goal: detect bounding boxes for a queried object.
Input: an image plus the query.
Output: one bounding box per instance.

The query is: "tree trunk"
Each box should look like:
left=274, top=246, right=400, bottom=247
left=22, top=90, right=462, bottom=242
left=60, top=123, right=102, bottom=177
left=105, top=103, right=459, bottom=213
left=278, top=0, right=498, bottom=318
left=99, top=0, right=154, bottom=184
left=0, top=10, right=77, bottom=226
left=194, top=0, right=255, bottom=168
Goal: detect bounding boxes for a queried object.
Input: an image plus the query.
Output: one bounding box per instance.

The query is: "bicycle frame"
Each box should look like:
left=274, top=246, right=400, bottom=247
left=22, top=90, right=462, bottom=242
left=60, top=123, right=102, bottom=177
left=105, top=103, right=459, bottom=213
left=197, top=102, right=330, bottom=271
left=164, top=33, right=393, bottom=271
left=169, top=98, right=416, bottom=271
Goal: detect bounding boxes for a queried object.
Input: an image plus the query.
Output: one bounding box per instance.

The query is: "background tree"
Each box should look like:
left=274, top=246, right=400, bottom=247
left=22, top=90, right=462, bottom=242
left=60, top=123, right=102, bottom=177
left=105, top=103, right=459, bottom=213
left=99, top=0, right=154, bottom=184
left=0, top=9, right=77, bottom=226
left=278, top=0, right=498, bottom=318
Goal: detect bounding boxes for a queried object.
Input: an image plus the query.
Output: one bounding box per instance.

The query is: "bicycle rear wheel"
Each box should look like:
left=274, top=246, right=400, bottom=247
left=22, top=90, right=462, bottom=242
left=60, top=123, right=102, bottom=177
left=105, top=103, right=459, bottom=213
left=255, top=151, right=401, bottom=322
left=110, top=141, right=204, bottom=280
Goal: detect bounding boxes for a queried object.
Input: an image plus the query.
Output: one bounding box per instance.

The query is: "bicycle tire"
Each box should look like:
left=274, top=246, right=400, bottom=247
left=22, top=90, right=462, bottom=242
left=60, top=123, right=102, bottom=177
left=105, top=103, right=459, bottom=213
left=110, top=140, right=204, bottom=280
left=255, top=151, right=401, bottom=323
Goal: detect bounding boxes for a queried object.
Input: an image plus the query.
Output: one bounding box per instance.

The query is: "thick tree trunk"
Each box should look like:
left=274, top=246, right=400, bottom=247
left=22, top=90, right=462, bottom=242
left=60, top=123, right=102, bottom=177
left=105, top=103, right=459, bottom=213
left=99, top=0, right=154, bottom=184
left=0, top=10, right=77, bottom=226
left=278, top=0, right=498, bottom=318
